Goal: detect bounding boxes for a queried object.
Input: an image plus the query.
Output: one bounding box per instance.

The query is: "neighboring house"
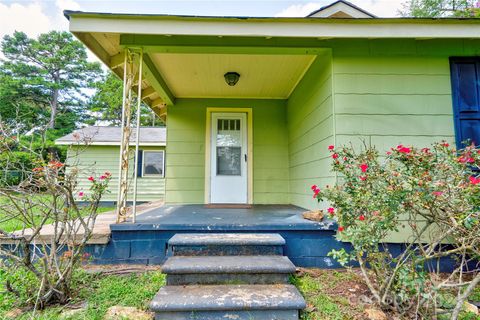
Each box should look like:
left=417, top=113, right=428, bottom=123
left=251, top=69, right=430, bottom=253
left=64, top=1, right=480, bottom=211
left=56, top=126, right=166, bottom=203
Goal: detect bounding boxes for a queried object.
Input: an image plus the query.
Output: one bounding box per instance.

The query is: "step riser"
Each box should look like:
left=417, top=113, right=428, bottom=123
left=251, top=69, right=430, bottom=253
left=155, top=310, right=299, bottom=320
left=167, top=273, right=290, bottom=285
left=171, top=245, right=283, bottom=256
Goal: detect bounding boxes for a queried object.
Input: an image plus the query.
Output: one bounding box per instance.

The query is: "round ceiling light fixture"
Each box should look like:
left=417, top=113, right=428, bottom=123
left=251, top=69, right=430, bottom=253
left=224, top=72, right=240, bottom=86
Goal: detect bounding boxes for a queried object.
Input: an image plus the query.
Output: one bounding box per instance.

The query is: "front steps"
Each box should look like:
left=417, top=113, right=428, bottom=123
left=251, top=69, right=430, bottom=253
left=150, top=233, right=306, bottom=320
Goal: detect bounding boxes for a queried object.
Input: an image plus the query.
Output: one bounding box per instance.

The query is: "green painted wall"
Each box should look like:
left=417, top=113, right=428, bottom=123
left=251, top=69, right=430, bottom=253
left=165, top=99, right=289, bottom=204
left=67, top=145, right=165, bottom=202
left=163, top=38, right=480, bottom=213
left=287, top=51, right=335, bottom=210
left=331, top=40, right=457, bottom=152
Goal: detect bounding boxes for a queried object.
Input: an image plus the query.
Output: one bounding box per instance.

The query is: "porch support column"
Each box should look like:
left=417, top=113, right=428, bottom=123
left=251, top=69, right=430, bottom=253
left=132, top=49, right=144, bottom=223
left=116, top=48, right=141, bottom=223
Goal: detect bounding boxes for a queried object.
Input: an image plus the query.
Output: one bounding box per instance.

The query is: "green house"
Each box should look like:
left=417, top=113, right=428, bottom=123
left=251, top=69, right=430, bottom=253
left=56, top=126, right=166, bottom=203
left=64, top=1, right=480, bottom=212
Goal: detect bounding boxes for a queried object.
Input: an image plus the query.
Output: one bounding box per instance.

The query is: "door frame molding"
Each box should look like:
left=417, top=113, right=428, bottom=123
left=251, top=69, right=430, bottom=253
left=205, top=107, right=253, bottom=204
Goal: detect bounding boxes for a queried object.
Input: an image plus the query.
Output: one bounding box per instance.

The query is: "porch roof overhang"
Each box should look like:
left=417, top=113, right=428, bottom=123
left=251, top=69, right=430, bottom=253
left=64, top=11, right=480, bottom=121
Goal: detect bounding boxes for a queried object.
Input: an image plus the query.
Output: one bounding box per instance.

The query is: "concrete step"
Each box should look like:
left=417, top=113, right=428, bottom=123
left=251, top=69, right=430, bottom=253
left=163, top=255, right=296, bottom=285
left=150, top=284, right=306, bottom=320
left=168, top=233, right=285, bottom=256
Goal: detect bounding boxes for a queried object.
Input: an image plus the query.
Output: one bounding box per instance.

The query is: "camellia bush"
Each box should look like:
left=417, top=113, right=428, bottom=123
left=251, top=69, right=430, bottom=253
left=0, top=124, right=111, bottom=311
left=312, top=142, right=479, bottom=319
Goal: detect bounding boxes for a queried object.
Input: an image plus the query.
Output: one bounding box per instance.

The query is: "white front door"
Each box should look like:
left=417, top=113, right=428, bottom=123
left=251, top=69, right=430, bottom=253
left=210, top=112, right=248, bottom=204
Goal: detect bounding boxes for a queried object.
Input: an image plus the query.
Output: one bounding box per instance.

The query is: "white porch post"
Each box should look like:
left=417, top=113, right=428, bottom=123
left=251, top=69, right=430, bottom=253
left=132, top=50, right=144, bottom=223
left=116, top=48, right=142, bottom=223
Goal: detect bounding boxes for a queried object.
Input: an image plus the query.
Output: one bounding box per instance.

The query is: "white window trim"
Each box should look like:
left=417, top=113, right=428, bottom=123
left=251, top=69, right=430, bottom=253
left=141, top=150, right=165, bottom=178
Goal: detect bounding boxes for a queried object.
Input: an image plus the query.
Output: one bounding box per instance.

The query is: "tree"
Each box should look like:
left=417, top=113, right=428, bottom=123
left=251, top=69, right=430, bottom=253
left=400, top=0, right=480, bottom=17
left=1, top=31, right=102, bottom=130
left=88, top=71, right=161, bottom=126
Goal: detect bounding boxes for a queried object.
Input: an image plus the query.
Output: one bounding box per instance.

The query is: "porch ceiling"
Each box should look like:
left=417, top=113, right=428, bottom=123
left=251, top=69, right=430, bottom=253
left=150, top=53, right=316, bottom=99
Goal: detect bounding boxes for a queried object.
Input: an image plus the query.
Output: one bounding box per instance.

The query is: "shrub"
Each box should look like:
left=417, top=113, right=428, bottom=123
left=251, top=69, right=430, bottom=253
left=0, top=125, right=112, bottom=311
left=313, top=142, right=480, bottom=319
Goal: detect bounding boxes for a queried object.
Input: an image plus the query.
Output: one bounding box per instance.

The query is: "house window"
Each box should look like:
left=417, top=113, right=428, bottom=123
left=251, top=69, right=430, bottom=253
left=142, top=150, right=165, bottom=177
left=450, top=58, right=480, bottom=149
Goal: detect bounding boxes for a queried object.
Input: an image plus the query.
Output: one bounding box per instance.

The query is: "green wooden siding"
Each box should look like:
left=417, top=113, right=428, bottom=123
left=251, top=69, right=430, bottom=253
left=287, top=51, right=335, bottom=210
left=165, top=98, right=289, bottom=204
left=67, top=145, right=165, bottom=202
left=331, top=41, right=459, bottom=154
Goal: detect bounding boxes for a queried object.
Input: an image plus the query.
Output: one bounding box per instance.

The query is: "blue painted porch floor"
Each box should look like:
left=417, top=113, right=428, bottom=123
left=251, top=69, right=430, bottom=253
left=88, top=205, right=344, bottom=267
left=112, top=204, right=336, bottom=231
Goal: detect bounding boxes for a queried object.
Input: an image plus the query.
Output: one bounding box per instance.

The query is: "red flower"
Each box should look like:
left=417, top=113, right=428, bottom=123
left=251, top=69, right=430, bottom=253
left=328, top=145, right=335, bottom=150
left=311, top=185, right=317, bottom=191
left=88, top=176, right=95, bottom=182
left=397, top=145, right=411, bottom=154
left=359, top=215, right=365, bottom=221
left=359, top=176, right=367, bottom=181
left=343, top=156, right=348, bottom=161
left=327, top=207, right=335, bottom=215
left=332, top=153, right=339, bottom=159
left=338, top=226, right=344, bottom=232
left=360, top=163, right=368, bottom=173
left=386, top=151, right=392, bottom=155
left=441, top=142, right=449, bottom=147
left=433, top=191, right=443, bottom=197
left=313, top=188, right=320, bottom=196
left=469, top=176, right=480, bottom=185
left=458, top=156, right=474, bottom=164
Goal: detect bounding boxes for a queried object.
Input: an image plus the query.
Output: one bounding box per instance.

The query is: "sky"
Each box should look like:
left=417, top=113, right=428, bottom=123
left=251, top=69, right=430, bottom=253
left=0, top=0, right=406, bottom=42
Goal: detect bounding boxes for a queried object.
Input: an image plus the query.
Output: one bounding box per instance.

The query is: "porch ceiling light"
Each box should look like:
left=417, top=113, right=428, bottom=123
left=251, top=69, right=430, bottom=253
left=224, top=72, right=240, bottom=86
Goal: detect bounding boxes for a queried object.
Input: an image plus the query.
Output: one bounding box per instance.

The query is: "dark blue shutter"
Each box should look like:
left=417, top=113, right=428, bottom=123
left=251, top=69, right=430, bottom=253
left=450, top=58, right=480, bottom=148
left=137, top=149, right=143, bottom=177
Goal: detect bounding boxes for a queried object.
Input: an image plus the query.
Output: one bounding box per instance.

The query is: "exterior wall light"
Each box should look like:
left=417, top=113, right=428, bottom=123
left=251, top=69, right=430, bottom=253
left=224, top=72, right=240, bottom=86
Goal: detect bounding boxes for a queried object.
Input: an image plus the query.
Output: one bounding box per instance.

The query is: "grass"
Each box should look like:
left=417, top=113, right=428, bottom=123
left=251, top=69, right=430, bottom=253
left=0, top=195, right=114, bottom=232
left=0, top=269, right=166, bottom=320
left=0, top=266, right=478, bottom=320
left=291, top=268, right=368, bottom=320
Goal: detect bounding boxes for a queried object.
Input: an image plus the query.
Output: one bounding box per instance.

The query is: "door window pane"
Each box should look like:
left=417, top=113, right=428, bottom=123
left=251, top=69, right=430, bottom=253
left=217, top=146, right=241, bottom=175
left=216, top=118, right=242, bottom=175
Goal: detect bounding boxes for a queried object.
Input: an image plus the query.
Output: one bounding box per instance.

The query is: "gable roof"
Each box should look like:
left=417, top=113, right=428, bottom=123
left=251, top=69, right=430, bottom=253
left=307, top=0, right=376, bottom=18
left=56, top=126, right=166, bottom=146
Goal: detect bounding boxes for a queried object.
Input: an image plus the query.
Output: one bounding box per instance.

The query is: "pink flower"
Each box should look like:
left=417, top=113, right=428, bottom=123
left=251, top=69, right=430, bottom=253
left=328, top=145, right=335, bottom=150
left=372, top=211, right=380, bottom=216
left=469, top=176, right=480, bottom=185
left=99, top=175, right=106, bottom=180
left=360, top=163, right=368, bottom=173
left=327, top=207, right=335, bottom=215
left=104, top=172, right=111, bottom=177
left=458, top=156, right=475, bottom=164
left=421, top=148, right=430, bottom=153
left=433, top=191, right=443, bottom=197
left=88, top=176, right=95, bottom=182
left=359, top=176, right=367, bottom=181
left=359, top=215, right=365, bottom=221
left=78, top=192, right=84, bottom=197
left=386, top=151, right=392, bottom=155
left=343, top=156, right=348, bottom=161
left=397, top=145, right=411, bottom=154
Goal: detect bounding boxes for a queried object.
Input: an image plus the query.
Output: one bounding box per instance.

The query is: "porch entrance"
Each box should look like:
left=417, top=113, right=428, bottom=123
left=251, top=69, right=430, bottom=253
left=210, top=112, right=248, bottom=204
